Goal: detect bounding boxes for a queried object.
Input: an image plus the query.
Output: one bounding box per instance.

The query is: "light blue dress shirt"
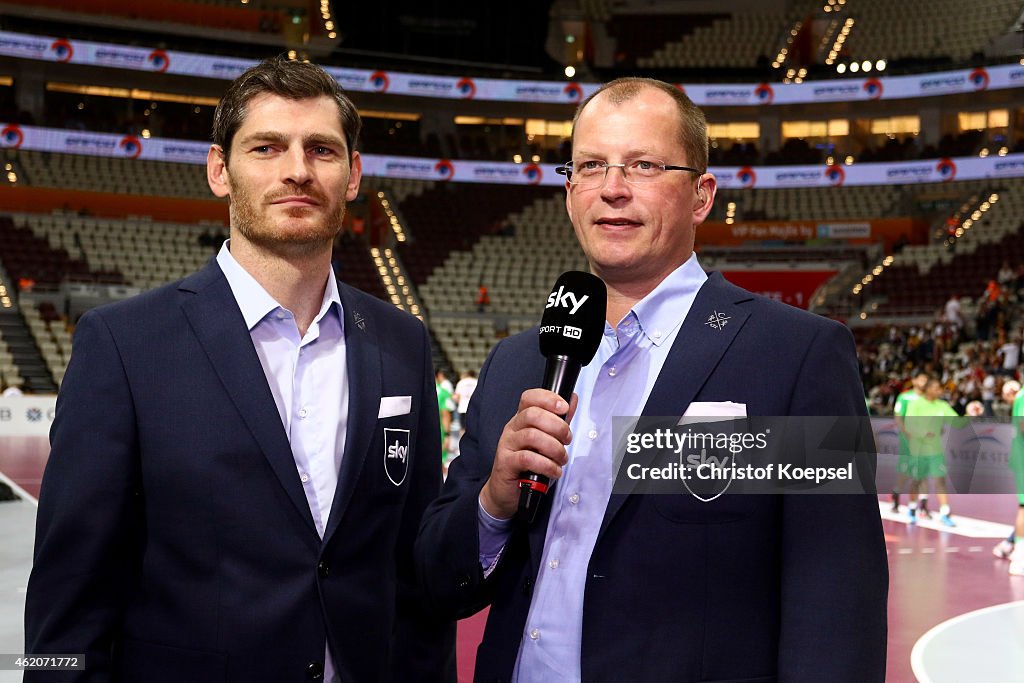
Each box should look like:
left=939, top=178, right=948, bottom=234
left=217, top=242, right=347, bottom=683
left=478, top=255, right=707, bottom=682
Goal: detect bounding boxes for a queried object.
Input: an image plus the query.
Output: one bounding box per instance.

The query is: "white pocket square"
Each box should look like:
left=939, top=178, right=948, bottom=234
left=679, top=401, right=747, bottom=424
left=378, top=395, right=412, bottom=419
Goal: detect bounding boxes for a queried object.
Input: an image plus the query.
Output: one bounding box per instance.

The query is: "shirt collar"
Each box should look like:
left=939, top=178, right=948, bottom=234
left=216, top=240, right=342, bottom=331
left=627, top=253, right=707, bottom=346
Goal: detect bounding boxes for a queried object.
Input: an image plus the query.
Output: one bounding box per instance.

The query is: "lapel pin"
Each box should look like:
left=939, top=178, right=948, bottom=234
left=705, top=311, right=730, bottom=330
left=353, top=310, right=366, bottom=330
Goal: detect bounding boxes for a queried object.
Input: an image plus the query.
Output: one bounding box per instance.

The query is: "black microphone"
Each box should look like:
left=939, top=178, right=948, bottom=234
left=517, top=271, right=606, bottom=523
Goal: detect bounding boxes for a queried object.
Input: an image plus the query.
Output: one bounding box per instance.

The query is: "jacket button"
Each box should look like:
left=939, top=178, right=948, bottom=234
left=457, top=573, right=471, bottom=589
left=306, top=661, right=324, bottom=680
left=523, top=577, right=533, bottom=596
left=318, top=561, right=329, bottom=578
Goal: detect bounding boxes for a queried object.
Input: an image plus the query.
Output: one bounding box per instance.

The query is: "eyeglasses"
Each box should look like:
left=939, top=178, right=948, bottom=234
left=555, top=159, right=703, bottom=188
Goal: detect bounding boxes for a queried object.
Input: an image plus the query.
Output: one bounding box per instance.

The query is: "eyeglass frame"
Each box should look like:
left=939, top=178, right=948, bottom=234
left=555, top=159, right=704, bottom=186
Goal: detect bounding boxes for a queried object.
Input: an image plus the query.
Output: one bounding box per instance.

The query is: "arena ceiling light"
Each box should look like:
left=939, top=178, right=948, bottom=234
left=46, top=82, right=219, bottom=107
left=361, top=110, right=420, bottom=122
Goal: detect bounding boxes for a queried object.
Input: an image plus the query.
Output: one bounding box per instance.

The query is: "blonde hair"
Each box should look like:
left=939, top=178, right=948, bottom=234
left=571, top=77, right=708, bottom=172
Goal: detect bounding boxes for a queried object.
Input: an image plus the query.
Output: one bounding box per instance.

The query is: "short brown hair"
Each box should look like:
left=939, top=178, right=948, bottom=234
left=571, top=77, right=708, bottom=173
left=212, top=55, right=361, bottom=161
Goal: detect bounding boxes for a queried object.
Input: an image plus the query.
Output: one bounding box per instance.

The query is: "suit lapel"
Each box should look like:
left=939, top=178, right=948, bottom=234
left=598, top=272, right=752, bottom=538
left=323, top=284, right=380, bottom=543
left=178, top=262, right=318, bottom=537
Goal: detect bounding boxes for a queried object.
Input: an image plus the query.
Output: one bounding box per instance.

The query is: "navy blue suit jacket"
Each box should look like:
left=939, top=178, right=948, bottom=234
left=26, top=261, right=454, bottom=682
left=416, top=272, right=887, bottom=683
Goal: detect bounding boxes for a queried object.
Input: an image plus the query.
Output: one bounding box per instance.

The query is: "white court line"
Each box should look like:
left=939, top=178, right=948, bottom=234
left=878, top=502, right=1013, bottom=538
left=0, top=471, right=38, bottom=507
left=911, top=600, right=1024, bottom=683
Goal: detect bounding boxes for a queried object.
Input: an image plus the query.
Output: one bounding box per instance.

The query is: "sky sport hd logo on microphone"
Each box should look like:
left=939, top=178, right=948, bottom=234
left=545, top=284, right=589, bottom=315
left=521, top=272, right=607, bottom=523
left=538, top=274, right=602, bottom=346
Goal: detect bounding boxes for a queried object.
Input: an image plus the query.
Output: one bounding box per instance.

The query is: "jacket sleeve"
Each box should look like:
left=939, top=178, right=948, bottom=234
left=25, top=310, right=144, bottom=683
left=778, top=320, right=888, bottom=682
left=390, top=320, right=456, bottom=682
left=415, top=339, right=511, bottom=621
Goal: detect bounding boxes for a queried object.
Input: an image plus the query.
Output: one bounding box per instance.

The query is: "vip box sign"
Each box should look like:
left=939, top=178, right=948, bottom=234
left=0, top=395, right=57, bottom=436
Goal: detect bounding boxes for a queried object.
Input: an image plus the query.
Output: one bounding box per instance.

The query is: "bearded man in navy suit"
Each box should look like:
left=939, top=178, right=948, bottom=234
left=416, top=78, right=887, bottom=682
left=26, top=57, right=453, bottom=682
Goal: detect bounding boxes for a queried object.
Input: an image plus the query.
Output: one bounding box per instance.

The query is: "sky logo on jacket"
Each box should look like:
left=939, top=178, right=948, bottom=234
left=384, top=428, right=410, bottom=486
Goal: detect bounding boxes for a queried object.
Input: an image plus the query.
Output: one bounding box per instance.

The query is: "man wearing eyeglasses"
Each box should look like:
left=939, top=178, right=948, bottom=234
left=417, top=78, right=887, bottom=682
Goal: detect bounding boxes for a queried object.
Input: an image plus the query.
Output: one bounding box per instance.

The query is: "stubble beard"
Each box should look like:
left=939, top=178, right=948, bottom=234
left=230, top=180, right=346, bottom=258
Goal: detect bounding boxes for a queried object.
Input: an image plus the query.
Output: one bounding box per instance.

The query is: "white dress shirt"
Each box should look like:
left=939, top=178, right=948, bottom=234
left=217, top=242, right=347, bottom=682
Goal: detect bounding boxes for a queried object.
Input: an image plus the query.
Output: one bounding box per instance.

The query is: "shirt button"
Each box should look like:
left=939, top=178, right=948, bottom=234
left=299, top=472, right=309, bottom=483
left=569, top=493, right=580, bottom=504
left=298, top=408, right=309, bottom=418
left=588, top=429, right=598, bottom=440
left=276, top=312, right=287, bottom=320
left=653, top=330, right=662, bottom=339
left=529, top=628, right=540, bottom=640
left=608, top=367, right=617, bottom=377
left=550, top=559, right=559, bottom=569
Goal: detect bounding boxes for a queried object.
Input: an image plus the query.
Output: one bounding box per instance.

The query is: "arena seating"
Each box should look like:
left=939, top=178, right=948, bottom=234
left=712, top=183, right=903, bottom=222
left=0, top=334, right=21, bottom=390
left=0, top=214, right=98, bottom=289
left=9, top=150, right=211, bottom=199
left=851, top=177, right=1024, bottom=316
left=21, top=303, right=70, bottom=389
left=395, top=183, right=562, bottom=288
left=841, top=0, right=1022, bottom=63
left=7, top=0, right=286, bottom=36
left=637, top=11, right=793, bottom=70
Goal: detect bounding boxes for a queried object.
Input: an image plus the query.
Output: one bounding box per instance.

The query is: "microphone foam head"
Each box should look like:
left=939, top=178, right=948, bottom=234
left=538, top=271, right=606, bottom=365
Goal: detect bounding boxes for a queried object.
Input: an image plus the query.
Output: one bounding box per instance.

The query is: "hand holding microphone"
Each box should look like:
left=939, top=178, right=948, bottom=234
left=478, top=272, right=606, bottom=525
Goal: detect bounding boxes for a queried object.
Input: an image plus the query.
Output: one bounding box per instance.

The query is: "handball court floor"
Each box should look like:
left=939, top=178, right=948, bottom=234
left=2, top=436, right=1023, bottom=682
